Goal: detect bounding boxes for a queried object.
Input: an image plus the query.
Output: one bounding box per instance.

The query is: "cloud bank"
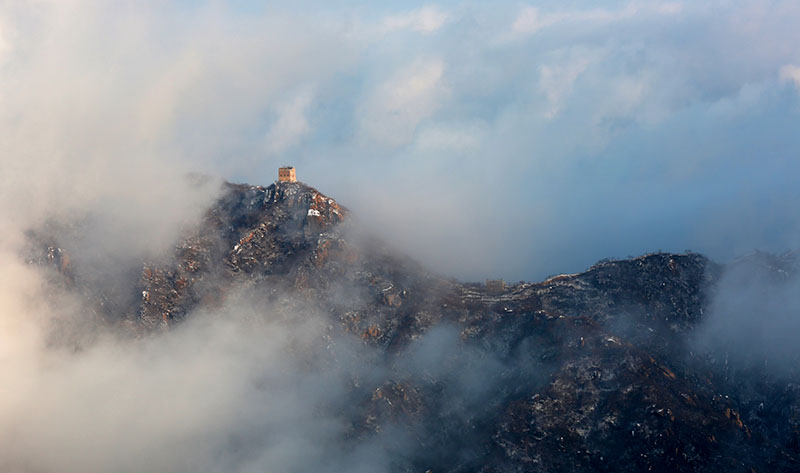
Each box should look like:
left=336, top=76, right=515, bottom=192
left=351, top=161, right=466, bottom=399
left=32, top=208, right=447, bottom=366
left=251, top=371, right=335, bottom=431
left=4, top=1, right=800, bottom=280
left=1, top=3, right=799, bottom=471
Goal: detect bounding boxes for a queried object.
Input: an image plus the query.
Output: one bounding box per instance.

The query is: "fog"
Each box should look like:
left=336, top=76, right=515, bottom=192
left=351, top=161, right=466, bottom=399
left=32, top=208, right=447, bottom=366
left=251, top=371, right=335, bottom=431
left=692, top=253, right=800, bottom=376
left=1, top=1, right=800, bottom=471
left=0, top=252, right=552, bottom=472
left=3, top=1, right=799, bottom=281
left=0, top=273, right=357, bottom=472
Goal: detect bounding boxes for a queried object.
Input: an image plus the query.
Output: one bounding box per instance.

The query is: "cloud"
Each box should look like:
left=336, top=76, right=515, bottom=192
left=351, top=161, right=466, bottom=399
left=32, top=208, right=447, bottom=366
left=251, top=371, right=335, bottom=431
left=510, top=6, right=545, bottom=36
left=538, top=49, right=598, bottom=119
left=692, top=254, right=800, bottom=376
left=779, top=64, right=800, bottom=90
left=0, top=239, right=547, bottom=472
left=509, top=2, right=683, bottom=37
left=414, top=122, right=484, bottom=151
left=2, top=0, right=800, bottom=281
left=264, top=89, right=315, bottom=156
left=380, top=5, right=449, bottom=34
left=1, top=1, right=800, bottom=470
left=358, top=58, right=448, bottom=147
left=0, top=274, right=364, bottom=473
left=0, top=20, right=8, bottom=67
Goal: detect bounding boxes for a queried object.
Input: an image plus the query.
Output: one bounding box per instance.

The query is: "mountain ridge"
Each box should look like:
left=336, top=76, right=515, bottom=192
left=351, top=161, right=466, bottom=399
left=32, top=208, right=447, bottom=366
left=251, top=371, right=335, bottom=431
left=25, top=177, right=800, bottom=472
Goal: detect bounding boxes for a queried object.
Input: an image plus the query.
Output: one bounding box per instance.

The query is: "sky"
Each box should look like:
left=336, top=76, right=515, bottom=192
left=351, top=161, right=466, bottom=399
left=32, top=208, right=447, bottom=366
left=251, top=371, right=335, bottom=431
left=1, top=3, right=800, bottom=472
left=2, top=0, right=800, bottom=281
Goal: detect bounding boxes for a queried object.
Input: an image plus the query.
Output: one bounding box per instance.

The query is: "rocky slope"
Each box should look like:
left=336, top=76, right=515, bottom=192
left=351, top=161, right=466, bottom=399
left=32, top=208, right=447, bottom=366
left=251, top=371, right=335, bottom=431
left=27, top=179, right=800, bottom=472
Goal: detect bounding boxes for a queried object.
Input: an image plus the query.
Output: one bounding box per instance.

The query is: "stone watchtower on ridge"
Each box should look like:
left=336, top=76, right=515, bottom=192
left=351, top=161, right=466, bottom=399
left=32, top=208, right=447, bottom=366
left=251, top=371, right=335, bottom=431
left=278, top=166, right=297, bottom=183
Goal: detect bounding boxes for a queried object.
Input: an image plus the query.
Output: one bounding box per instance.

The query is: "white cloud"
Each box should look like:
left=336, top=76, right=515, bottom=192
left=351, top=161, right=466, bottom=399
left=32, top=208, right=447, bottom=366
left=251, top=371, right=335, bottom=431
left=1, top=0, right=800, bottom=288
left=265, top=89, right=314, bottom=156
left=381, top=5, right=449, bottom=34
left=0, top=1, right=354, bottom=265
left=414, top=123, right=484, bottom=151
left=779, top=64, right=800, bottom=90
left=538, top=51, right=597, bottom=118
left=0, top=21, right=9, bottom=66
left=359, top=59, right=448, bottom=147
left=510, top=2, right=683, bottom=37
left=511, top=7, right=547, bottom=36
left=4, top=4, right=800, bottom=472
left=654, top=2, right=684, bottom=15
left=603, top=73, right=652, bottom=121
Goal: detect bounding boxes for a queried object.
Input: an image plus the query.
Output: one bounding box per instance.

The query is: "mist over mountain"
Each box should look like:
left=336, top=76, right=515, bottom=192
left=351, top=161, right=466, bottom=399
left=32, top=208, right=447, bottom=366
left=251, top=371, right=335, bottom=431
left=3, top=1, right=800, bottom=282
left=4, top=175, right=797, bottom=473
left=2, top=2, right=800, bottom=472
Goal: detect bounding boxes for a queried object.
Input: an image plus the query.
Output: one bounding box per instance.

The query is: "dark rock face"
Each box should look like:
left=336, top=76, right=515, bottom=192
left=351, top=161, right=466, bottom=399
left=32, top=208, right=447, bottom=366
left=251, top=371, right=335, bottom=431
left=137, top=181, right=350, bottom=328
left=28, top=180, right=800, bottom=472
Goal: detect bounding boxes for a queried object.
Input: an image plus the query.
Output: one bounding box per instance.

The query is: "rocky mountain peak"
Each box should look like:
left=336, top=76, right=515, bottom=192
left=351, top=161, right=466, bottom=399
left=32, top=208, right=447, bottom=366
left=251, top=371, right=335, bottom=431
left=23, top=177, right=800, bottom=472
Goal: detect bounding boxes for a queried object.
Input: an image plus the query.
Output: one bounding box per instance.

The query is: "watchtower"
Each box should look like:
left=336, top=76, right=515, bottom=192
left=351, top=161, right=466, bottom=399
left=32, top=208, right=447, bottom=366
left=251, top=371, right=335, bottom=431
left=278, top=166, right=297, bottom=183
